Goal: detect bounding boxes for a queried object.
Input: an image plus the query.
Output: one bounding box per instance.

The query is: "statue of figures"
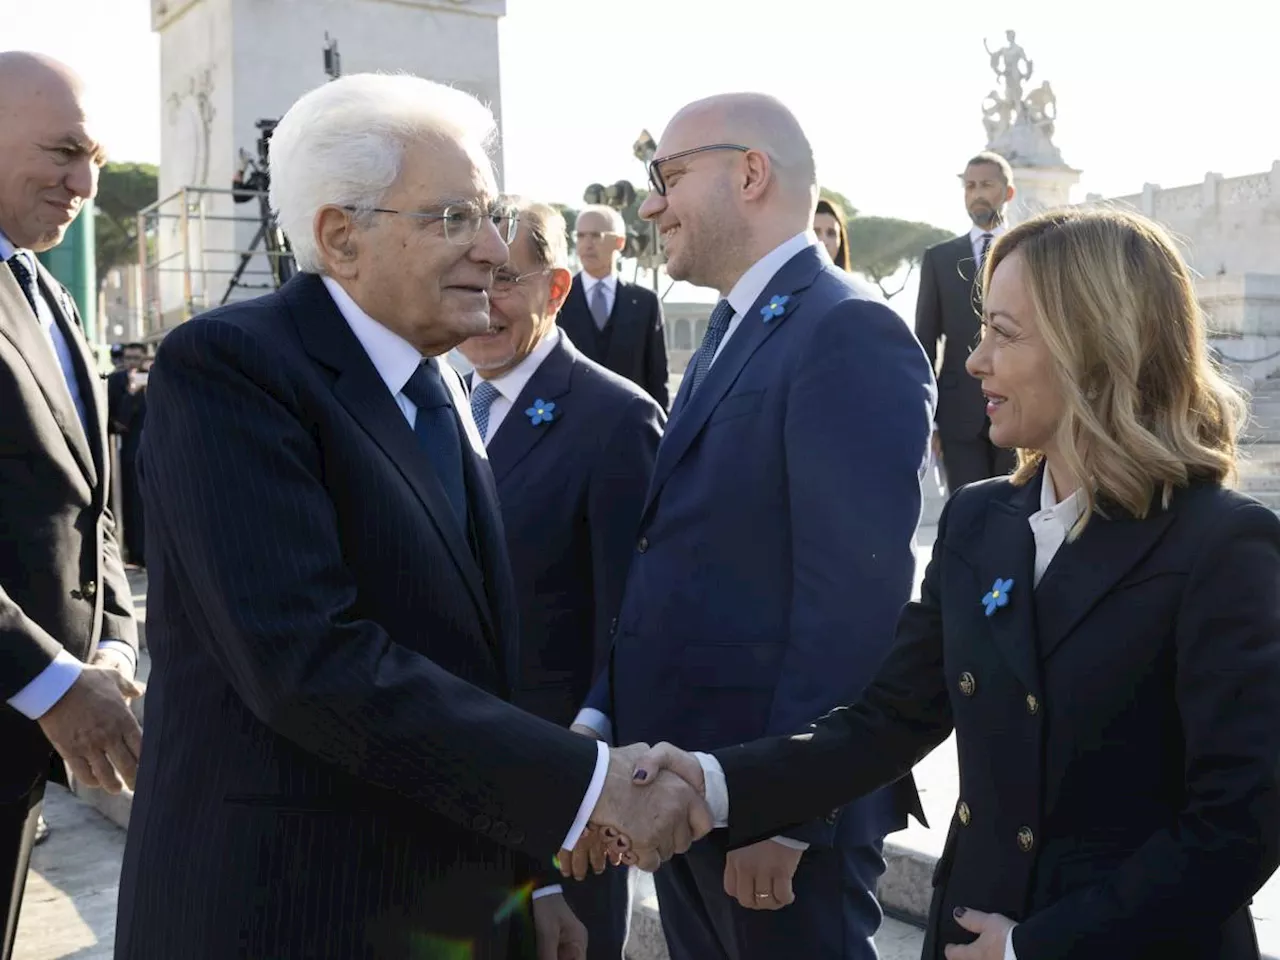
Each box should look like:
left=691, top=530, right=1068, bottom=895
left=1024, top=81, right=1057, bottom=138
left=981, top=88, right=1014, bottom=142
left=985, top=29, right=1034, bottom=119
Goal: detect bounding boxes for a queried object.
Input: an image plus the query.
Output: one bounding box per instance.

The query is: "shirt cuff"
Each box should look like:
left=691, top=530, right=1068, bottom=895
left=7, top=650, right=83, bottom=720
left=532, top=885, right=563, bottom=900
left=572, top=708, right=612, bottom=744
left=1005, top=925, right=1017, bottom=960
left=560, top=739, right=610, bottom=851
left=693, top=751, right=729, bottom=828
left=96, top=640, right=137, bottom=677
left=770, top=835, right=810, bottom=851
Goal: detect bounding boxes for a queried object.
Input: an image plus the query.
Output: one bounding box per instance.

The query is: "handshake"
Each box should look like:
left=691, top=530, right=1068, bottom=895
left=559, top=741, right=711, bottom=877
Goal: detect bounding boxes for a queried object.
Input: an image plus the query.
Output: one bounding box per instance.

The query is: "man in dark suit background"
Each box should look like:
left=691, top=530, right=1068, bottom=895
left=915, top=151, right=1018, bottom=493
left=457, top=199, right=664, bottom=958
left=120, top=72, right=707, bottom=960
left=0, top=52, right=143, bottom=960
left=557, top=204, right=670, bottom=409
left=106, top=342, right=150, bottom=566
left=574, top=93, right=935, bottom=960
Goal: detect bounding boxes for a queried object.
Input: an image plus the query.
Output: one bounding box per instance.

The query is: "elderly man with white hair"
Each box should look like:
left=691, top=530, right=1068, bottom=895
left=117, top=73, right=712, bottom=960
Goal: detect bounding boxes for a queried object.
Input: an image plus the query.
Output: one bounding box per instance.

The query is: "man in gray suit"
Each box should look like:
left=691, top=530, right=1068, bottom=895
left=0, top=52, right=143, bottom=960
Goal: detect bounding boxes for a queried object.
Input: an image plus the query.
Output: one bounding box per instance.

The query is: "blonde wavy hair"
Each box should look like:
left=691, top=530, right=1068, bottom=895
left=985, top=206, right=1246, bottom=533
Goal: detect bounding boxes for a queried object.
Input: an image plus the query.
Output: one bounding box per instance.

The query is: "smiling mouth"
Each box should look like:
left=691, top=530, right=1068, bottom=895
left=660, top=224, right=680, bottom=242
left=984, top=390, right=1008, bottom=410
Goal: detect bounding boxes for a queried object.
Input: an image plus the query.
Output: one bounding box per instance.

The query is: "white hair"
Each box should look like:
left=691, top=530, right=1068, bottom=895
left=576, top=204, right=626, bottom=237
left=268, top=73, right=499, bottom=273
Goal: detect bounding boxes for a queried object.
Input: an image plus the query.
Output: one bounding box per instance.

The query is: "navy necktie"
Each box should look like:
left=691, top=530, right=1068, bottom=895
left=685, top=299, right=735, bottom=399
left=978, top=233, right=993, bottom=273
left=6, top=253, right=40, bottom=320
left=470, top=379, right=500, bottom=443
left=402, top=360, right=468, bottom=526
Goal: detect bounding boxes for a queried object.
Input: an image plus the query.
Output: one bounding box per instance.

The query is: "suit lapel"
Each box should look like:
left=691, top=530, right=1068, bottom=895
left=288, top=275, right=495, bottom=639
left=1033, top=493, right=1175, bottom=659
left=0, top=261, right=98, bottom=485
left=485, top=336, right=574, bottom=484
left=643, top=247, right=824, bottom=517
left=978, top=475, right=1042, bottom=694
left=39, top=264, right=106, bottom=482
left=558, top=277, right=592, bottom=350
left=603, top=280, right=640, bottom=371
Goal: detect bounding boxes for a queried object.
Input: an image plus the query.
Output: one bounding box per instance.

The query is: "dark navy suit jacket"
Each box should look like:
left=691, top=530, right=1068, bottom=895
left=586, top=244, right=936, bottom=845
left=119, top=274, right=599, bottom=960
left=558, top=274, right=669, bottom=410
left=718, top=473, right=1280, bottom=960
left=476, top=332, right=663, bottom=727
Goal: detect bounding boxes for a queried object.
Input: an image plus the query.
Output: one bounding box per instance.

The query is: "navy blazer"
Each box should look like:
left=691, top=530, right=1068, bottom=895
left=119, top=274, right=599, bottom=960
left=916, top=234, right=988, bottom=441
left=718, top=473, right=1280, bottom=960
left=558, top=274, right=669, bottom=410
left=586, top=245, right=936, bottom=845
left=477, top=333, right=663, bottom=727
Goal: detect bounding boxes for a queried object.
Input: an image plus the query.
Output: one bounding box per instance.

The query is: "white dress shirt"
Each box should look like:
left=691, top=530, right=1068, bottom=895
left=2, top=228, right=135, bottom=720
left=697, top=464, right=1081, bottom=945
left=322, top=279, right=605, bottom=897
left=970, top=224, right=1006, bottom=269
left=579, top=270, right=617, bottom=321
left=472, top=327, right=560, bottom=445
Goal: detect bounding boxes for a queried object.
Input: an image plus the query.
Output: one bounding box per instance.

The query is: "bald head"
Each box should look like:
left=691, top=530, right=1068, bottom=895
left=0, top=51, right=102, bottom=251
left=668, top=93, right=817, bottom=201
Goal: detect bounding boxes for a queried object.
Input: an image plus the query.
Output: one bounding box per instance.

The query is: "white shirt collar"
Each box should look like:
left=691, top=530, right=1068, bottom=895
left=970, top=223, right=1006, bottom=244
left=580, top=270, right=617, bottom=294
left=725, top=231, right=818, bottom=317
left=476, top=325, right=561, bottom=404
left=321, top=276, right=424, bottom=397
left=1039, top=462, right=1084, bottom=524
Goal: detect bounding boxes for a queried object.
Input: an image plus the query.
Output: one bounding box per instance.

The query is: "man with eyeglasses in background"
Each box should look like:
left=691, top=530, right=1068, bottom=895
left=557, top=204, right=670, bottom=410
left=457, top=198, right=664, bottom=959
left=119, top=75, right=711, bottom=960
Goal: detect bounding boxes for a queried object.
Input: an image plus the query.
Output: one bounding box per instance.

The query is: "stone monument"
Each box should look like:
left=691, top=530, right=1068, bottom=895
left=980, top=30, right=1080, bottom=224
left=145, top=0, right=507, bottom=331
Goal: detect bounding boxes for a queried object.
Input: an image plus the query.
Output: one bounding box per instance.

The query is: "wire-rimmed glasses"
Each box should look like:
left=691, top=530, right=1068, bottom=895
left=342, top=200, right=519, bottom=245
left=646, top=144, right=750, bottom=196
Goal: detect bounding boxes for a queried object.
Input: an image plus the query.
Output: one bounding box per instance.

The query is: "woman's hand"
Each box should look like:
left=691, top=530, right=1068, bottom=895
left=944, top=907, right=1015, bottom=960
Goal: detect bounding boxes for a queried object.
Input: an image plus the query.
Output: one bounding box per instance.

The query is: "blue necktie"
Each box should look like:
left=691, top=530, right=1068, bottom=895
left=685, top=299, right=735, bottom=398
left=470, top=379, right=500, bottom=443
left=402, top=360, right=468, bottom=526
left=6, top=253, right=40, bottom=319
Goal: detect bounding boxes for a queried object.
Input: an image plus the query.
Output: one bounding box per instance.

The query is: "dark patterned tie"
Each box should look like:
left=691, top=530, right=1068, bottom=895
left=6, top=252, right=41, bottom=319
left=470, top=379, right=500, bottom=443
left=684, top=299, right=735, bottom=399
left=978, top=233, right=993, bottom=273
left=402, top=360, right=468, bottom=525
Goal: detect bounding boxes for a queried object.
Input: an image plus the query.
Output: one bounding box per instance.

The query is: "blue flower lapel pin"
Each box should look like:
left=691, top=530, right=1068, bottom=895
left=760, top=294, right=790, bottom=323
left=982, top=577, right=1014, bottom=617
left=525, top=398, right=557, bottom=426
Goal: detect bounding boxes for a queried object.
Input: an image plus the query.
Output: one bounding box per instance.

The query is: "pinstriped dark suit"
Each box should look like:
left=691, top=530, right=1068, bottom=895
left=117, top=274, right=599, bottom=960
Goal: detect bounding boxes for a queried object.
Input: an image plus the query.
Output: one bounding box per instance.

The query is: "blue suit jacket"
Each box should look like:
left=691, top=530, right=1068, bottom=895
left=586, top=245, right=935, bottom=845
left=119, top=274, right=598, bottom=960
left=477, top=333, right=663, bottom=727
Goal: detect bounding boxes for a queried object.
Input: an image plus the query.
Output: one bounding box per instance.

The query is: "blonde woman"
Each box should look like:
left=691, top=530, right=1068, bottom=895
left=626, top=207, right=1280, bottom=960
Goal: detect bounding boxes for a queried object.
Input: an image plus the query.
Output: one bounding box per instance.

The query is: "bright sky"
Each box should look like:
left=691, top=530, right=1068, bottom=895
left=3, top=0, right=1276, bottom=305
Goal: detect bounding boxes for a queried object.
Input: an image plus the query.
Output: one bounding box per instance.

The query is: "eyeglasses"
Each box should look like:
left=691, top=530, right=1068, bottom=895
left=647, top=143, right=750, bottom=196
left=574, top=231, right=619, bottom=242
left=492, top=267, right=549, bottom=297
left=343, top=200, right=518, bottom=245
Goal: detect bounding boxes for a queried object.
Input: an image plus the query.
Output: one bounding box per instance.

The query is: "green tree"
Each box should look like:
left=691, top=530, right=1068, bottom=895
left=94, top=162, right=158, bottom=286
left=549, top=203, right=578, bottom=253
left=845, top=216, right=952, bottom=299
left=818, top=186, right=857, bottom=219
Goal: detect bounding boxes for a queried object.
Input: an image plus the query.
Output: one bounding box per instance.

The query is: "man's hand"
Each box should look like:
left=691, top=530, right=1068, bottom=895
left=36, top=664, right=144, bottom=794
left=724, top=839, right=803, bottom=910
left=931, top=431, right=943, bottom=461
left=532, top=893, right=587, bottom=960
left=944, top=907, right=1015, bottom=960
left=558, top=823, right=613, bottom=881
left=588, top=743, right=712, bottom=871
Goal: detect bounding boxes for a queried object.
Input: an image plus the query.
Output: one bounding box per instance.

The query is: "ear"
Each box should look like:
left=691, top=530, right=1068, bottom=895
left=315, top=205, right=360, bottom=279
left=740, top=149, right=772, bottom=202
left=546, top=267, right=573, bottom=315
left=1005, top=182, right=1016, bottom=204
left=609, top=233, right=626, bottom=254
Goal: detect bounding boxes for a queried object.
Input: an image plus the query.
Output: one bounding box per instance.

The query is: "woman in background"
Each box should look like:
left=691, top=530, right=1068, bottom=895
left=815, top=197, right=851, bottom=272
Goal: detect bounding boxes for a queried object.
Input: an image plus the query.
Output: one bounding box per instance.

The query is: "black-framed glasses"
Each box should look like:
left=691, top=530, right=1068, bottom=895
left=647, top=143, right=750, bottom=196
left=491, top=267, right=550, bottom=297
left=342, top=200, right=518, bottom=245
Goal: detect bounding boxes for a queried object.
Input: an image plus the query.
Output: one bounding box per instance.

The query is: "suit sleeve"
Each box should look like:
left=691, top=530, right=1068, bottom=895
left=914, top=247, right=942, bottom=385
left=715, top=495, right=957, bottom=847
left=1012, top=502, right=1280, bottom=960
left=96, top=500, right=139, bottom=655
left=587, top=395, right=664, bottom=680
left=0, top=586, right=70, bottom=698
left=141, top=318, right=600, bottom=859
left=767, top=300, right=934, bottom=845
left=644, top=294, right=670, bottom=410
